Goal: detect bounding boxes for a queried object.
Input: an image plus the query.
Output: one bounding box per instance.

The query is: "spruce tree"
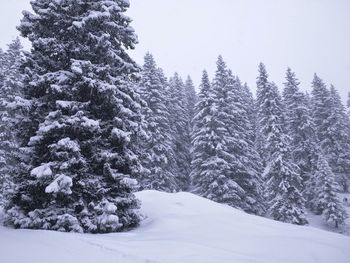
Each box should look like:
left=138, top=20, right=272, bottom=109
left=201, top=57, right=246, bottom=208
left=282, top=68, right=316, bottom=185
left=255, top=63, right=270, bottom=163
left=138, top=53, right=177, bottom=192
left=241, top=81, right=257, bottom=142
left=191, top=71, right=218, bottom=194
left=324, top=86, right=350, bottom=192
left=184, top=75, right=197, bottom=128
left=257, top=65, right=307, bottom=224
left=311, top=74, right=332, bottom=144
left=311, top=154, right=347, bottom=228
left=168, top=73, right=191, bottom=191
left=311, top=75, right=350, bottom=192
left=192, top=57, right=264, bottom=214
left=191, top=68, right=243, bottom=207
left=0, top=38, right=29, bottom=206
left=227, top=72, right=265, bottom=214
left=5, top=0, right=143, bottom=233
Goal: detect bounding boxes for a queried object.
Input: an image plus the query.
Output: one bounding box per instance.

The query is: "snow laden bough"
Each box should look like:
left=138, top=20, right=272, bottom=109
left=5, top=153, right=141, bottom=233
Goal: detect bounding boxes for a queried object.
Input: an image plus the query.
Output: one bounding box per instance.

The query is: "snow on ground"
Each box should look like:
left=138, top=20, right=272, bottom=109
left=1, top=190, right=350, bottom=263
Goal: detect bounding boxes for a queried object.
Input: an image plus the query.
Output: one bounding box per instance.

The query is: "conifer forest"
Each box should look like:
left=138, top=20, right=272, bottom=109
left=0, top=1, right=350, bottom=262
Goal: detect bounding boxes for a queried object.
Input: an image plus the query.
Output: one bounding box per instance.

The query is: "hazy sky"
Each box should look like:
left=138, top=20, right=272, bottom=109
left=1, top=0, right=349, bottom=102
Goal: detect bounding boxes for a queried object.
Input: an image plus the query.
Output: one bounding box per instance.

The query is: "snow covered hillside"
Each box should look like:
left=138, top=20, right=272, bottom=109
left=1, top=190, right=350, bottom=263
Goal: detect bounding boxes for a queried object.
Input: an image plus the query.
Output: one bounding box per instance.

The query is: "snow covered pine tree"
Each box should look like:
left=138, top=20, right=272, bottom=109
left=310, top=153, right=347, bottom=228
left=256, top=64, right=307, bottom=225
left=184, top=75, right=197, bottom=130
left=0, top=38, right=29, bottom=207
left=138, top=53, right=177, bottom=192
left=192, top=57, right=264, bottom=214
left=282, top=68, right=317, bottom=186
left=168, top=73, right=191, bottom=191
left=5, top=0, right=143, bottom=233
left=311, top=75, right=350, bottom=192
left=326, top=86, right=350, bottom=192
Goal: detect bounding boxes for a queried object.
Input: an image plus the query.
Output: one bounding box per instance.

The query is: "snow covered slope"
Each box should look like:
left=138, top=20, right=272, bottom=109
left=1, top=190, right=349, bottom=263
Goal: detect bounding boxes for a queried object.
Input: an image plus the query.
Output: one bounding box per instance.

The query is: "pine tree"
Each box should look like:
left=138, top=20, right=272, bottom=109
left=282, top=68, right=316, bottom=185
left=138, top=53, right=177, bottom=192
left=255, top=63, right=270, bottom=163
left=241, top=81, right=257, bottom=142
left=168, top=73, right=191, bottom=191
left=227, top=72, right=265, bottom=214
left=184, top=75, right=197, bottom=128
left=311, top=154, right=347, bottom=228
left=191, top=71, right=216, bottom=193
left=257, top=64, right=307, bottom=224
left=0, top=38, right=29, bottom=206
left=5, top=0, right=143, bottom=233
left=324, top=86, right=350, bottom=192
left=311, top=74, right=332, bottom=144
left=311, top=75, right=350, bottom=192
left=191, top=68, right=243, bottom=206
left=192, top=57, right=264, bottom=214
left=200, top=57, right=246, bottom=208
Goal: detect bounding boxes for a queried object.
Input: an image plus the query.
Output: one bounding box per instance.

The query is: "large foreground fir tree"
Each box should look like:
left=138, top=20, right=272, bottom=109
left=5, top=0, right=143, bottom=233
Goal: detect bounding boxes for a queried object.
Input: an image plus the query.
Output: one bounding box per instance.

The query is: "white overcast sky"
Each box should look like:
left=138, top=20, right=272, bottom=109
left=0, top=0, right=349, bottom=102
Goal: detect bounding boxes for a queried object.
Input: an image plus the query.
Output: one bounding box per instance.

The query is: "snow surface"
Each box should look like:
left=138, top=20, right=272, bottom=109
left=1, top=190, right=350, bottom=263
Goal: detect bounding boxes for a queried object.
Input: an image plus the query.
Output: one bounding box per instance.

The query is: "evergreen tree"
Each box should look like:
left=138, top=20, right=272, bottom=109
left=311, top=74, right=332, bottom=144
left=257, top=65, right=307, bottom=224
left=255, top=63, right=270, bottom=163
left=192, top=57, right=264, bottom=214
left=0, top=38, right=29, bottom=206
left=241, top=81, right=257, bottom=142
left=282, top=68, right=316, bottom=185
left=201, top=57, right=245, bottom=208
left=311, top=75, right=350, bottom=191
left=168, top=73, right=191, bottom=190
left=138, top=53, right=177, bottom=192
left=227, top=72, right=265, bottom=214
left=184, top=75, right=197, bottom=128
left=191, top=70, right=217, bottom=193
left=324, top=86, right=350, bottom=192
left=310, top=154, right=347, bottom=228
left=191, top=68, right=243, bottom=207
left=5, top=0, right=143, bottom=233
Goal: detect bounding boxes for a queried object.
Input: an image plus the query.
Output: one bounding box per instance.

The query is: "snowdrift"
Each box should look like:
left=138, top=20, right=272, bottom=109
left=0, top=190, right=349, bottom=263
